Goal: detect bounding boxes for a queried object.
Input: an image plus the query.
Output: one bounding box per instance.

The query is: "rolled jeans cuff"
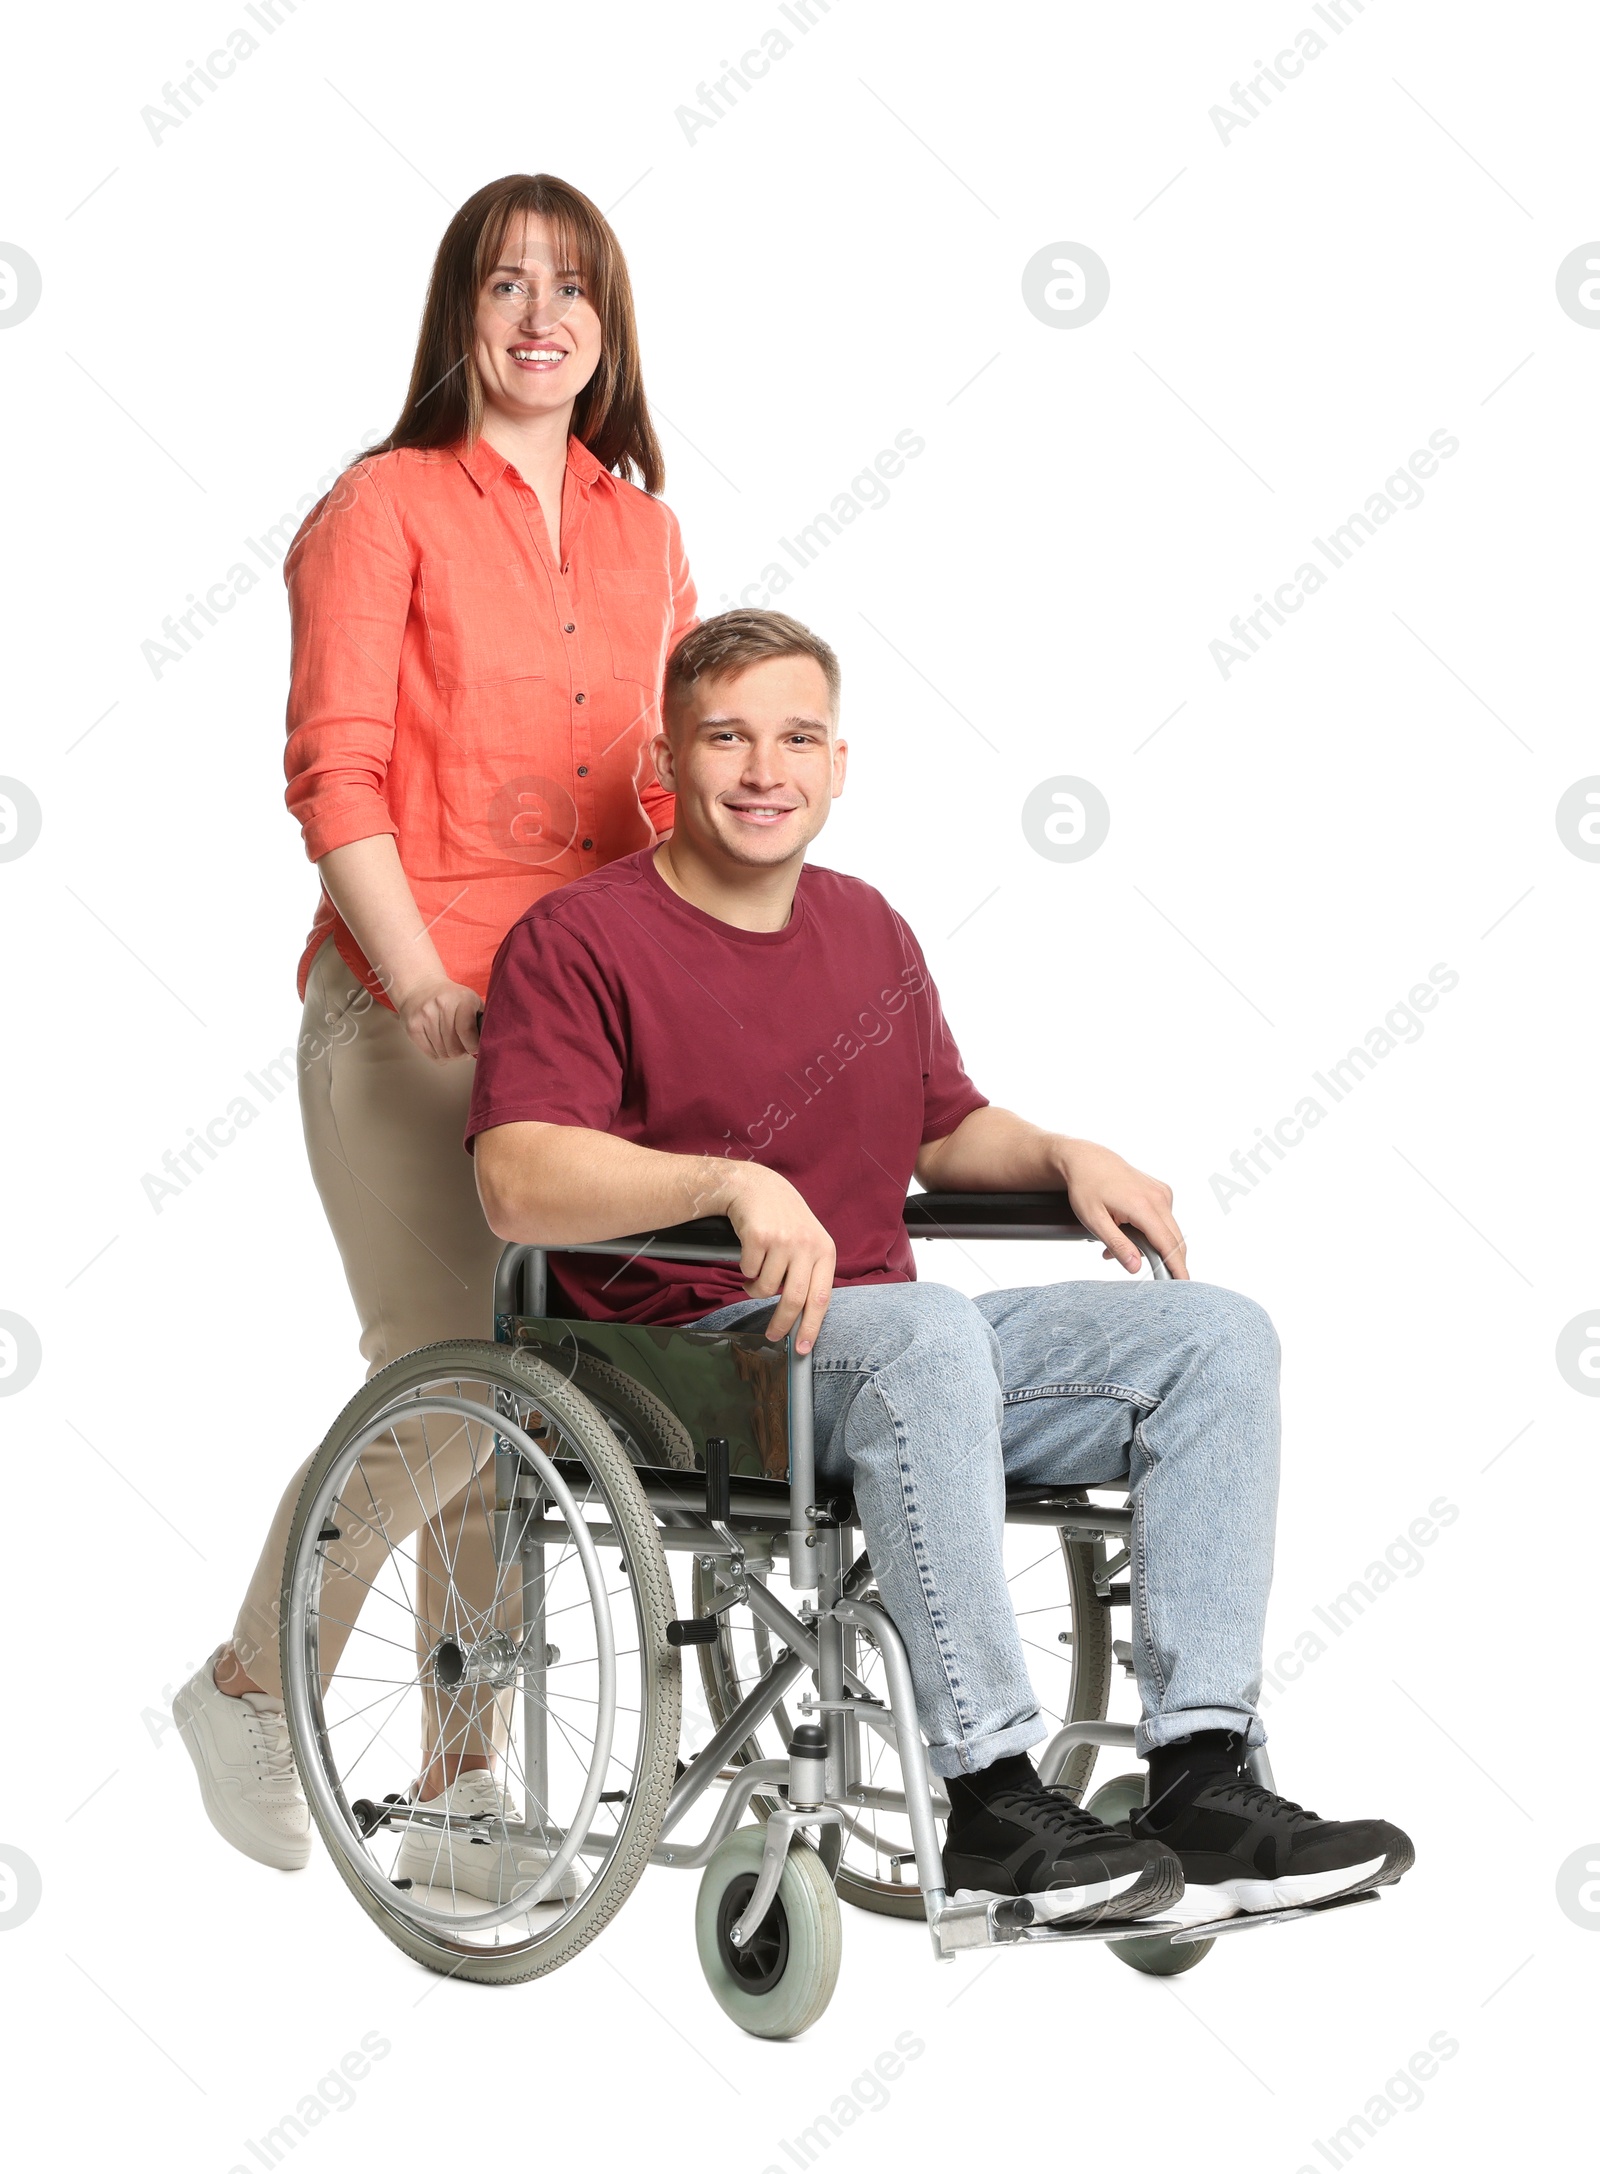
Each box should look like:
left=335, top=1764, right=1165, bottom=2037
left=1135, top=1707, right=1266, bottom=1758
left=926, top=1712, right=1048, bottom=1780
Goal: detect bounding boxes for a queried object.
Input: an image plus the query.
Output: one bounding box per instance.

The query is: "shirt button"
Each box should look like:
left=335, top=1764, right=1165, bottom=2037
left=563, top=622, right=575, bottom=633
left=574, top=691, right=586, bottom=704
left=577, top=764, right=589, bottom=776
left=582, top=837, right=594, bottom=851
left=561, top=563, right=570, bottom=574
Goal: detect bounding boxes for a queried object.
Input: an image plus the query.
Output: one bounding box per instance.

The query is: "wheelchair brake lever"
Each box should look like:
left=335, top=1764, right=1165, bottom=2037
left=665, top=1442, right=750, bottom=1647
left=704, top=1436, right=731, bottom=1523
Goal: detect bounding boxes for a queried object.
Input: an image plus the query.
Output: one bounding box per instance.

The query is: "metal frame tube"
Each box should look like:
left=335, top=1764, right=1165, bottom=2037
left=840, top=1617, right=861, bottom=1797
left=519, top=1482, right=1127, bottom=1540
left=656, top=1649, right=809, bottom=1838
left=652, top=1761, right=789, bottom=1870
left=553, top=1238, right=744, bottom=1264
left=729, top=1802, right=843, bottom=1948
left=520, top=1533, right=549, bottom=1834
left=1002, top=1503, right=1134, bottom=1532
left=493, top=1242, right=548, bottom=1324
left=515, top=1519, right=746, bottom=1557
left=740, top=1568, right=896, bottom=1745
left=1036, top=1719, right=1137, bottom=1787
left=816, top=1529, right=846, bottom=1797
left=786, top=1333, right=817, bottom=1592
left=843, top=1781, right=951, bottom=1814
left=831, top=1597, right=949, bottom=1944
left=492, top=1244, right=528, bottom=1325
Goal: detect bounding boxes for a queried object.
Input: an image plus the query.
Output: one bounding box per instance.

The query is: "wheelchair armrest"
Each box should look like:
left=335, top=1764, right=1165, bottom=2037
left=902, top=1191, right=1091, bottom=1241
left=591, top=1193, right=1093, bottom=1264
left=527, top=1191, right=1144, bottom=1280
left=575, top=1215, right=743, bottom=1261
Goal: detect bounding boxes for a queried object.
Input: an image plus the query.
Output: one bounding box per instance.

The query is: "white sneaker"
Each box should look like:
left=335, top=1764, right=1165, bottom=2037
left=172, top=1648, right=311, bottom=1871
left=393, top=1772, right=579, bottom=1904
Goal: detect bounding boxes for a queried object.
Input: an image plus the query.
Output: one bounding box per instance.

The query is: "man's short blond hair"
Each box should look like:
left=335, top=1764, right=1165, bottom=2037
left=663, top=609, right=841, bottom=730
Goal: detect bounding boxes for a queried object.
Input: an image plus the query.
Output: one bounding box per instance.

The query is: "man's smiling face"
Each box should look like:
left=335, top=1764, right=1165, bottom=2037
left=654, top=653, right=848, bottom=871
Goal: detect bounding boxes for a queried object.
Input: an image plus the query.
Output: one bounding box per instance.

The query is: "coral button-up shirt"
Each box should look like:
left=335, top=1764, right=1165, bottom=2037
left=283, top=432, right=697, bottom=1006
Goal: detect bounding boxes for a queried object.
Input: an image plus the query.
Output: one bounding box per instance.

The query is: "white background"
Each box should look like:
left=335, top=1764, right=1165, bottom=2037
left=2, top=1, right=1594, bottom=2166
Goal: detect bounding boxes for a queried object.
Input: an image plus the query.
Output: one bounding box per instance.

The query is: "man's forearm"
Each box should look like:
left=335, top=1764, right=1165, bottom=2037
left=915, top=1106, right=1188, bottom=1277
left=475, top=1121, right=738, bottom=1244
left=915, top=1106, right=1069, bottom=1192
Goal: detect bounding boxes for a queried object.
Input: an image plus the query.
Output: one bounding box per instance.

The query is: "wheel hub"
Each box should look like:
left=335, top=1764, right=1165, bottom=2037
left=431, top=1630, right=519, bottom=1691
left=716, top=1873, right=789, bottom=1991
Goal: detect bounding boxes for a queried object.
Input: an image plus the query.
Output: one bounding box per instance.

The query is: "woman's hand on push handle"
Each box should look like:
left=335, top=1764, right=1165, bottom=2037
left=398, top=977, right=483, bottom=1061
left=316, top=837, right=482, bottom=1062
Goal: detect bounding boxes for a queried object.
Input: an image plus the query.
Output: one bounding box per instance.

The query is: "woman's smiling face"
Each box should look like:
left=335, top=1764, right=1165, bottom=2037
left=474, top=211, right=603, bottom=420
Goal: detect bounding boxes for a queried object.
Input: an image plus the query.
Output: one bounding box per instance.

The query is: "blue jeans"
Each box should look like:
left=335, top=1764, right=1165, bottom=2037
left=695, top=1279, right=1280, bottom=1778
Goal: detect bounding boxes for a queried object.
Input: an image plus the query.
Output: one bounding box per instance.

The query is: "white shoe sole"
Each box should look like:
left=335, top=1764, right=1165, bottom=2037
left=1172, top=1854, right=1387, bottom=1921
left=953, top=1869, right=1141, bottom=1922
left=171, top=1680, right=311, bottom=1872
left=393, top=1827, right=580, bottom=1905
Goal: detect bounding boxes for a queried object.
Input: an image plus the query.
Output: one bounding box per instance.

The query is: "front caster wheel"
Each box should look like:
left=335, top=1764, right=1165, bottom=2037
left=695, top=1828, right=841, bottom=2038
left=1084, top=1772, right=1214, bottom=1978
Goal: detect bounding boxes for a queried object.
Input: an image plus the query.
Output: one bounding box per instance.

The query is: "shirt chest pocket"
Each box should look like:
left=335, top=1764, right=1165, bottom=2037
left=419, top=559, right=552, bottom=688
left=590, top=566, right=669, bottom=687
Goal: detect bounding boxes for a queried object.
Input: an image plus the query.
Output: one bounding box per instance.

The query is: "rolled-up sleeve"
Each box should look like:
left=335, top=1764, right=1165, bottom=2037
left=638, top=504, right=698, bottom=837
left=283, top=461, right=412, bottom=862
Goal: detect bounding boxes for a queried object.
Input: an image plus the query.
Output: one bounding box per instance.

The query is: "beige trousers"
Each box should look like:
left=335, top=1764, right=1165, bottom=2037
left=233, top=941, right=507, bottom=1758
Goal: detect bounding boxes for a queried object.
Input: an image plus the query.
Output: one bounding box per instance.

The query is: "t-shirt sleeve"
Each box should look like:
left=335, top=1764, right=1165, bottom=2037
left=465, top=912, right=627, bottom=1147
left=892, top=913, right=989, bottom=1144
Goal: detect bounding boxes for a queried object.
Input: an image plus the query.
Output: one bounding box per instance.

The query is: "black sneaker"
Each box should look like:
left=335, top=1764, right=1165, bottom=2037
left=1134, top=1777, right=1414, bottom=1919
left=943, top=1783, right=1183, bottom=1925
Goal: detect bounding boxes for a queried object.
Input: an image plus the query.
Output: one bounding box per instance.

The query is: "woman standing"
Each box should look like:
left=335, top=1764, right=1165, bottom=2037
left=174, top=175, right=696, bottom=1884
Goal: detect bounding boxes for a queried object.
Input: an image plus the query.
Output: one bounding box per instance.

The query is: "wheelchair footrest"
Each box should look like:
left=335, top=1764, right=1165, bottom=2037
left=667, top=1618, right=722, bottom=1646
left=935, top=1883, right=1381, bottom=1956
left=1159, top=1884, right=1382, bottom=1946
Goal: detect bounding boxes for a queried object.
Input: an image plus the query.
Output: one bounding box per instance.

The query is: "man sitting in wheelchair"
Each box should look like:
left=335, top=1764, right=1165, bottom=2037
left=467, top=608, right=1414, bottom=1926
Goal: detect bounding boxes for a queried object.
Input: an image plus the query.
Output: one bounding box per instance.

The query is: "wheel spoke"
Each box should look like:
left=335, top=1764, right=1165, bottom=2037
left=284, top=1359, right=680, bottom=1966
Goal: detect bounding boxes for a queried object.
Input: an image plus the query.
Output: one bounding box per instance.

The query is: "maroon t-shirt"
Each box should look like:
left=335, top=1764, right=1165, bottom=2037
left=466, top=848, right=988, bottom=1323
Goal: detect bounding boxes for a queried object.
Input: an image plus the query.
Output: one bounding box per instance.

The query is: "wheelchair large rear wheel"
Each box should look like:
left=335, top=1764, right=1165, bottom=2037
left=281, top=1341, right=680, bottom=1984
left=693, top=1518, right=1114, bottom=1918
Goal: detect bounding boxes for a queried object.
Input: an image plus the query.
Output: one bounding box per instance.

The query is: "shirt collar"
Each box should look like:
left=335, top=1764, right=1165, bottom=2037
left=455, top=431, right=612, bottom=497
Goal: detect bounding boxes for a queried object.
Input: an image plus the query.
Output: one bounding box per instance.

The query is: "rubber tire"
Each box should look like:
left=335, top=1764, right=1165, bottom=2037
left=281, top=1339, right=681, bottom=1986
left=1084, top=1772, right=1214, bottom=1977
left=1052, top=1536, right=1115, bottom=1805
left=696, top=1828, right=842, bottom=2038
left=572, top=1354, right=697, bottom=1470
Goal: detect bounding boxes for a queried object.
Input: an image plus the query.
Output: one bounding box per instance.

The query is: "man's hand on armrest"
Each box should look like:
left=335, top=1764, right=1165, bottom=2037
left=474, top=1124, right=838, bottom=1352
left=914, top=1107, right=1189, bottom=1280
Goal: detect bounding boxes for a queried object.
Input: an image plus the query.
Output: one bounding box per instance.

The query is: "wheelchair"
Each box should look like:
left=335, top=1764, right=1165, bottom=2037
left=278, top=1194, right=1380, bottom=2036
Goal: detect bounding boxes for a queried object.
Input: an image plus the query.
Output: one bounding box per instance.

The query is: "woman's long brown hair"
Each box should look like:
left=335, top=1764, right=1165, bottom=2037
left=370, top=173, right=665, bottom=492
